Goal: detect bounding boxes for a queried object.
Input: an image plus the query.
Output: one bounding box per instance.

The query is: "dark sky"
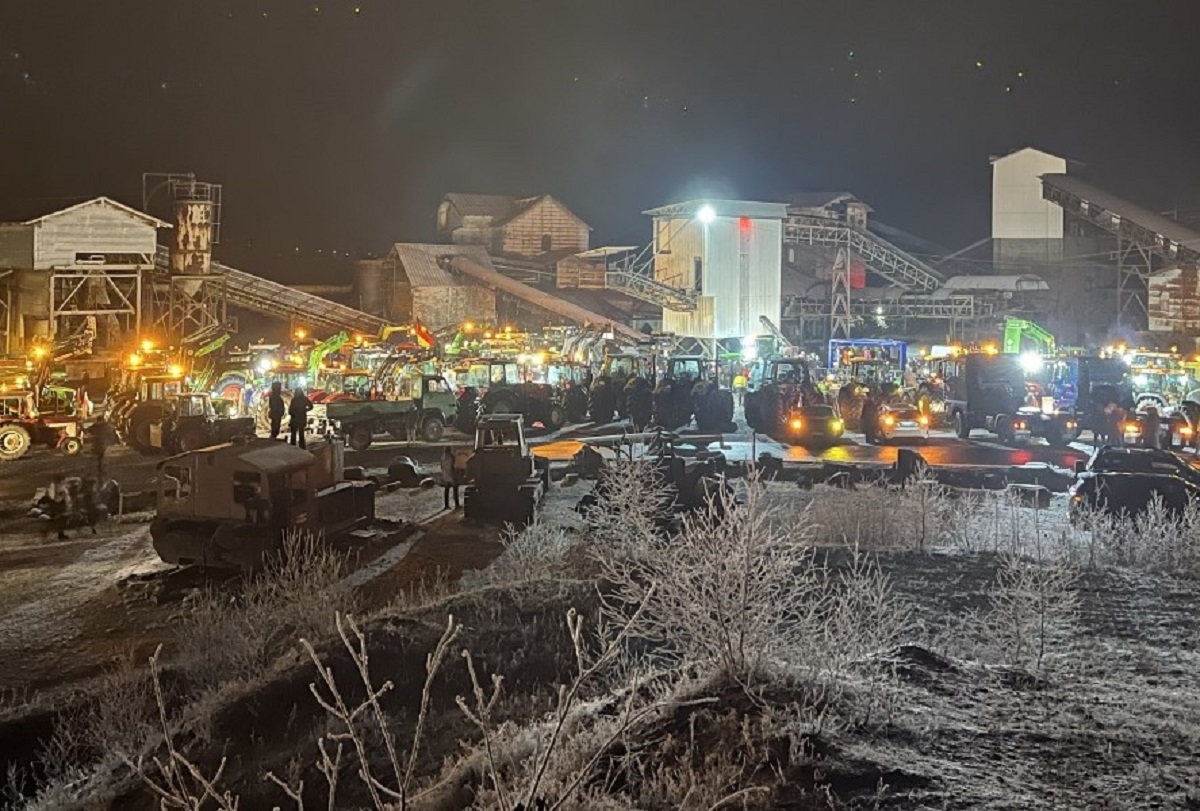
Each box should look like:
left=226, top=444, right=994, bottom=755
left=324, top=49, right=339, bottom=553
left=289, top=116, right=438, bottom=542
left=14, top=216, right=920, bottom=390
left=2, top=1, right=1199, bottom=282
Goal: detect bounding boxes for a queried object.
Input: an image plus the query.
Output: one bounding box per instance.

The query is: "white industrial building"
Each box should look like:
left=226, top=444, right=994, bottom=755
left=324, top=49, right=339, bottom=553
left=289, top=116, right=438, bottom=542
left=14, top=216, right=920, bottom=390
left=645, top=199, right=787, bottom=345
left=990, top=147, right=1068, bottom=264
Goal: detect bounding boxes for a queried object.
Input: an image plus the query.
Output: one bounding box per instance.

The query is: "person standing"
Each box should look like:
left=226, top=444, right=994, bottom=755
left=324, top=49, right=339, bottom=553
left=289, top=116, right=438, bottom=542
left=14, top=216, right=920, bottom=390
left=861, top=388, right=879, bottom=446
left=441, top=446, right=461, bottom=511
left=288, top=388, right=312, bottom=449
left=85, top=417, right=118, bottom=479
left=732, top=370, right=747, bottom=407
left=268, top=381, right=286, bottom=439
left=1143, top=406, right=1162, bottom=450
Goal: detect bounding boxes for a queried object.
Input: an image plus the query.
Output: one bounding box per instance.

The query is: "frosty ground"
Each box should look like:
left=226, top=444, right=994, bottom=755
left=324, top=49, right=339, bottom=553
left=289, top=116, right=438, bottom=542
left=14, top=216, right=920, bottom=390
left=1, top=470, right=1199, bottom=810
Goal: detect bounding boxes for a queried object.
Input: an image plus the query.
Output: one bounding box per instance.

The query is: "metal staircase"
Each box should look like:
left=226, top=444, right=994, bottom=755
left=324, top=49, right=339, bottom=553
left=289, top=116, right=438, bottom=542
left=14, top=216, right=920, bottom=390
left=783, top=217, right=944, bottom=292
left=604, top=269, right=699, bottom=311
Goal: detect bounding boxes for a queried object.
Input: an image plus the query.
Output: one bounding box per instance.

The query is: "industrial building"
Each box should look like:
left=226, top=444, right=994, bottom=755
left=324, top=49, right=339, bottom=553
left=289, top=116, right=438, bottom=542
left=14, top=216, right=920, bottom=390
left=646, top=199, right=786, bottom=350
left=381, top=243, right=498, bottom=331
left=0, top=197, right=169, bottom=354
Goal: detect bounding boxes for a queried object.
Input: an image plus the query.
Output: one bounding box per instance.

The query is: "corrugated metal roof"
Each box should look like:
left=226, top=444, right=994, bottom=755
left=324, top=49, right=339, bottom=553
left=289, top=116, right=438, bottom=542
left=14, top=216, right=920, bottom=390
left=941, top=274, right=1049, bottom=291
left=23, top=196, right=172, bottom=229
left=390, top=243, right=495, bottom=288
left=237, top=442, right=315, bottom=473
left=783, top=192, right=874, bottom=212
left=643, top=199, right=789, bottom=219
left=1041, top=174, right=1200, bottom=249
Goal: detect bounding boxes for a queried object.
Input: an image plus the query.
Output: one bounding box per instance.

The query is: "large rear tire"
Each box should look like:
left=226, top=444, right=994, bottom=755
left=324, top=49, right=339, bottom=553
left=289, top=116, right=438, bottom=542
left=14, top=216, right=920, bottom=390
left=546, top=404, right=566, bottom=430
left=420, top=414, right=445, bottom=443
left=954, top=410, right=970, bottom=440
left=589, top=383, right=616, bottom=424
left=0, top=425, right=31, bottom=461
left=348, top=425, right=373, bottom=451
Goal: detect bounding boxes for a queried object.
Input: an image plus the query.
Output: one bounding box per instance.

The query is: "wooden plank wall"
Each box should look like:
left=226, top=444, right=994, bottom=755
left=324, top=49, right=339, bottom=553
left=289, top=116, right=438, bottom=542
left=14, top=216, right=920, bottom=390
left=501, top=198, right=588, bottom=257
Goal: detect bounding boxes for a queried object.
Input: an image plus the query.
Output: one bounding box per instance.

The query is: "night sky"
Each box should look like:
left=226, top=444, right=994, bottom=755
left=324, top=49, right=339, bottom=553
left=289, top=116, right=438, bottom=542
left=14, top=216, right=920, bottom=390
left=2, top=1, right=1198, bottom=282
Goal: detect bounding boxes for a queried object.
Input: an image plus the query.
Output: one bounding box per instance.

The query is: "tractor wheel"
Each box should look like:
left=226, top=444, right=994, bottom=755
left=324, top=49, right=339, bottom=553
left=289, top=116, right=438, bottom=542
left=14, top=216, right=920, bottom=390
left=546, top=404, right=566, bottom=431
left=0, top=425, right=31, bottom=461
left=589, top=383, right=616, bottom=424
left=129, top=417, right=156, bottom=454
left=348, top=425, right=373, bottom=451
left=954, top=411, right=970, bottom=440
left=61, top=436, right=83, bottom=456
left=563, top=388, right=588, bottom=424
left=178, top=427, right=209, bottom=453
left=420, top=414, right=445, bottom=443
left=486, top=393, right=517, bottom=416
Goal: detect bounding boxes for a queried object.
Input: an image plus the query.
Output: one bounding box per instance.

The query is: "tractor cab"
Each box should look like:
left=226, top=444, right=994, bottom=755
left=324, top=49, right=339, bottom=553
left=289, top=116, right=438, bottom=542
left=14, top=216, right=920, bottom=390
left=464, top=414, right=545, bottom=526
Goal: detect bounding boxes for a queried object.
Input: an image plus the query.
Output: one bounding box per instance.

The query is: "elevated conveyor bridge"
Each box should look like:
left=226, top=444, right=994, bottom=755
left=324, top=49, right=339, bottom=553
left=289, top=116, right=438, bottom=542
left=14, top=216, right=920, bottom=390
left=1041, top=173, right=1200, bottom=328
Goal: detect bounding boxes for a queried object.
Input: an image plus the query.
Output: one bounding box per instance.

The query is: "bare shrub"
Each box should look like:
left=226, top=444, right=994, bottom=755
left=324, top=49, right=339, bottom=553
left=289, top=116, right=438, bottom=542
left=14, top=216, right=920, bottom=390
left=803, top=475, right=958, bottom=550
left=600, top=475, right=908, bottom=688
left=579, top=458, right=673, bottom=553
left=462, top=518, right=585, bottom=589
left=977, top=542, right=1080, bottom=672
left=175, top=528, right=351, bottom=690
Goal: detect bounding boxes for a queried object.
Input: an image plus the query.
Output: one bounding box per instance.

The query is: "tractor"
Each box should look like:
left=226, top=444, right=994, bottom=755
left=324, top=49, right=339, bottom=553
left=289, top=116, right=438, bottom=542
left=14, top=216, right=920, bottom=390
left=744, top=357, right=820, bottom=438
left=460, top=359, right=566, bottom=432
left=0, top=391, right=84, bottom=461
left=545, top=361, right=592, bottom=424
left=126, top=391, right=256, bottom=455
left=589, top=351, right=654, bottom=424
left=463, top=414, right=548, bottom=527
left=654, top=356, right=736, bottom=433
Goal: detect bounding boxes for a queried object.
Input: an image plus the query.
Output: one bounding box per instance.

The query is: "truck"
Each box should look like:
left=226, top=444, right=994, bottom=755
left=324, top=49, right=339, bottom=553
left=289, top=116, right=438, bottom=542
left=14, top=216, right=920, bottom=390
left=938, top=352, right=1076, bottom=446
left=1039, top=356, right=1134, bottom=437
left=325, top=374, right=459, bottom=450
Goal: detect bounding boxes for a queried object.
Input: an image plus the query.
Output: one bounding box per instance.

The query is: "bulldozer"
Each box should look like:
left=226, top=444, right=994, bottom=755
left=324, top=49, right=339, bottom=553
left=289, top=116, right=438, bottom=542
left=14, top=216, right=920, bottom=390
left=150, top=437, right=378, bottom=569
left=463, top=414, right=548, bottom=527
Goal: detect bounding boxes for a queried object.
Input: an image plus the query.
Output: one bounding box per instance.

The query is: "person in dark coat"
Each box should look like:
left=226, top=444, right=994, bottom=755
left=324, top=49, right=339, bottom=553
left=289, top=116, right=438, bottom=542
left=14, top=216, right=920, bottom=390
left=85, top=417, right=119, bottom=479
left=440, top=446, right=460, bottom=510
left=288, top=388, right=313, bottom=449
left=1143, top=406, right=1162, bottom=450
left=268, top=381, right=286, bottom=439
left=861, top=388, right=879, bottom=445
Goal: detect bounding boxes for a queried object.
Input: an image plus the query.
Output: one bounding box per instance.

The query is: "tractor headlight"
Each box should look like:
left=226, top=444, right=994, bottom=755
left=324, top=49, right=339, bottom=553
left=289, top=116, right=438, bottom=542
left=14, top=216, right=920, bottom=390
left=790, top=417, right=803, bottom=431
left=831, top=419, right=843, bottom=432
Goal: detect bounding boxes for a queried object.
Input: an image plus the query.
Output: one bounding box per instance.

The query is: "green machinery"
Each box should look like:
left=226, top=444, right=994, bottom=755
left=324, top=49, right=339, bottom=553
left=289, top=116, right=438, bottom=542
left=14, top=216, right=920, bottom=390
left=1002, top=318, right=1055, bottom=356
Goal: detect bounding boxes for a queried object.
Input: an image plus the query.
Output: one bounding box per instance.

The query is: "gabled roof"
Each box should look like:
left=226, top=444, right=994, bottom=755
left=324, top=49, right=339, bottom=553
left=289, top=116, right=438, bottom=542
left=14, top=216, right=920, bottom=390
left=24, top=196, right=172, bottom=229
left=643, top=199, right=789, bottom=220
left=989, top=146, right=1073, bottom=166
left=783, top=192, right=873, bottom=212
left=444, top=193, right=592, bottom=231
left=444, top=193, right=521, bottom=221
left=389, top=243, right=495, bottom=287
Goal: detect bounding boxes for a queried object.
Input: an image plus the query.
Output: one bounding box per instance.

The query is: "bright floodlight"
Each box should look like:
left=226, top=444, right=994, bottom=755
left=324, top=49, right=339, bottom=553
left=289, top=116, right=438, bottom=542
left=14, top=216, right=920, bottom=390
left=1019, top=352, right=1043, bottom=374
left=697, top=204, right=716, bottom=224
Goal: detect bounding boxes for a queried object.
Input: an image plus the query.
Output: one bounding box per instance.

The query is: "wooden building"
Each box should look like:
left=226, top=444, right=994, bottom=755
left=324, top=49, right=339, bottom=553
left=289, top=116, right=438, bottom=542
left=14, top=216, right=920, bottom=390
left=436, top=193, right=590, bottom=258
left=0, top=197, right=169, bottom=353
left=384, top=243, right=497, bottom=331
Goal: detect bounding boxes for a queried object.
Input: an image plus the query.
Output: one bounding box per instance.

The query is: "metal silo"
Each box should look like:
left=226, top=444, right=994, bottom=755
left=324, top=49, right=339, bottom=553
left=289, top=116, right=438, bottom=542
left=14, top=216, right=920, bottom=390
left=353, top=258, right=388, bottom=318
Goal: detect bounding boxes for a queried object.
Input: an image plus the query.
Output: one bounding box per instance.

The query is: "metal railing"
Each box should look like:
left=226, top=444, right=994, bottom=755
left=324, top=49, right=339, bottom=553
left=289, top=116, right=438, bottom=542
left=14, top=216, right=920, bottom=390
left=783, top=217, right=944, bottom=292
